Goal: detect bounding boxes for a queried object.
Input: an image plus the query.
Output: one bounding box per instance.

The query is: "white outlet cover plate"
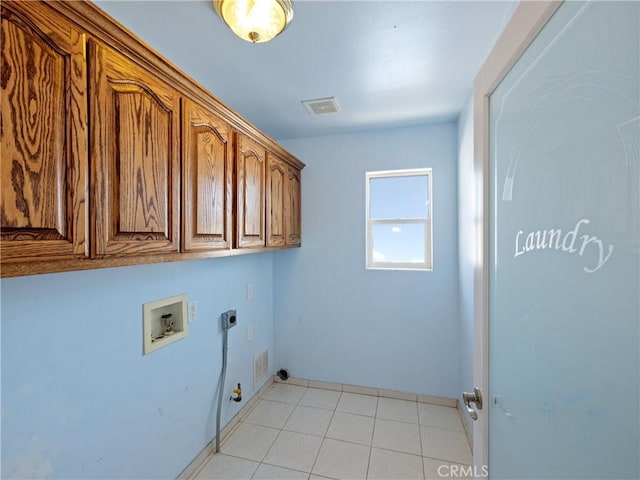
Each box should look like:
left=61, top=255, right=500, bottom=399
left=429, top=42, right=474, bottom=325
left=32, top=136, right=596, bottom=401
left=188, top=301, right=197, bottom=323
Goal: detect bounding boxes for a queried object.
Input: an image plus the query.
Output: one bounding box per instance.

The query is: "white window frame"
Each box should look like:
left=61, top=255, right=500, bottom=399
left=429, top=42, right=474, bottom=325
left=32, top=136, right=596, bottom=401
left=366, top=168, right=433, bottom=271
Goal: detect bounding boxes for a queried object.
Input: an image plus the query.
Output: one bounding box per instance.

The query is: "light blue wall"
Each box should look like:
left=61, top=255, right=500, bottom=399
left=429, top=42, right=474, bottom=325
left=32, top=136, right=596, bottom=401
left=1, top=122, right=466, bottom=478
left=1, top=254, right=274, bottom=479
left=456, top=95, right=475, bottom=431
left=274, top=123, right=460, bottom=398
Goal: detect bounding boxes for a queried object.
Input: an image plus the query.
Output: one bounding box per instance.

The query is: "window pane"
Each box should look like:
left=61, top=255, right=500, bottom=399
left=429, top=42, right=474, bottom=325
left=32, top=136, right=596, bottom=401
left=369, top=174, right=429, bottom=219
left=371, top=222, right=425, bottom=264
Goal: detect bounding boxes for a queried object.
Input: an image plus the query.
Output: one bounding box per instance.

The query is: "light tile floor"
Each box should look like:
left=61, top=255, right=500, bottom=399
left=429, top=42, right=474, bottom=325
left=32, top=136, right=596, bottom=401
left=194, top=383, right=472, bottom=480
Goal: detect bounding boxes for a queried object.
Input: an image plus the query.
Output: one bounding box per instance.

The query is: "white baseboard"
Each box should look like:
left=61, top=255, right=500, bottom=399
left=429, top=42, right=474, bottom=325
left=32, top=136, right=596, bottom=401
left=274, top=375, right=458, bottom=407
left=457, top=399, right=473, bottom=449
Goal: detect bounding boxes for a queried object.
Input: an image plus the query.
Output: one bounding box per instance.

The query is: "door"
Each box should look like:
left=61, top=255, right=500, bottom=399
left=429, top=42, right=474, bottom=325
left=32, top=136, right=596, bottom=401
left=236, top=133, right=266, bottom=248
left=266, top=152, right=302, bottom=248
left=285, top=165, right=302, bottom=247
left=182, top=99, right=233, bottom=251
left=266, top=152, right=286, bottom=247
left=0, top=2, right=88, bottom=263
left=473, top=1, right=639, bottom=478
left=89, top=40, right=181, bottom=257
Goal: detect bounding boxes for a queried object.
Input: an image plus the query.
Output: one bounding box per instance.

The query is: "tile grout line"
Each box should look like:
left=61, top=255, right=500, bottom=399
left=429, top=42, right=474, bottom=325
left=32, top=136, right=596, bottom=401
left=248, top=385, right=287, bottom=474
left=417, top=398, right=427, bottom=480
left=307, top=389, right=342, bottom=478
left=256, top=384, right=309, bottom=470
left=254, top=382, right=335, bottom=479
left=364, top=393, right=380, bottom=479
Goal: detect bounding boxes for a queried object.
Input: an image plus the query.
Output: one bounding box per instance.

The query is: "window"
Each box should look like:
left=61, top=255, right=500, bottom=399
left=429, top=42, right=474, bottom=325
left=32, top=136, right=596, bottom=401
left=366, top=168, right=432, bottom=270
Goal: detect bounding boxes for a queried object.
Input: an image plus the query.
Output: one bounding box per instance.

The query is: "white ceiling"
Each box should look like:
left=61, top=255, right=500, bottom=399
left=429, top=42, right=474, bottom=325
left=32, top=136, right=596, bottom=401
left=93, top=0, right=516, bottom=141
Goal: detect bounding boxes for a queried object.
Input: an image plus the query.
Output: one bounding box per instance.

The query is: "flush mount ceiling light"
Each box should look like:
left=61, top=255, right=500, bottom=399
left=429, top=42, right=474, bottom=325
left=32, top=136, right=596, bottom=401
left=213, top=0, right=294, bottom=43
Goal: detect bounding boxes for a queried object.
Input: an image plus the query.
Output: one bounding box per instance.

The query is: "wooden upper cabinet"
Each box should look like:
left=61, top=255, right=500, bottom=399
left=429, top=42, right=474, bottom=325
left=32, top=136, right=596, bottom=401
left=89, top=40, right=181, bottom=257
left=285, top=165, right=302, bottom=246
left=0, top=1, right=304, bottom=276
left=266, top=153, right=287, bottom=247
left=182, top=99, right=233, bottom=251
left=266, top=151, right=302, bottom=248
left=0, top=2, right=88, bottom=263
left=236, top=134, right=266, bottom=248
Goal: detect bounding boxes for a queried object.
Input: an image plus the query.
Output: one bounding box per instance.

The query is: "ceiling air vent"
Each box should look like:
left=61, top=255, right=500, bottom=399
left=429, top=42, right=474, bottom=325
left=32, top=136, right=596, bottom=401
left=302, top=97, right=340, bottom=116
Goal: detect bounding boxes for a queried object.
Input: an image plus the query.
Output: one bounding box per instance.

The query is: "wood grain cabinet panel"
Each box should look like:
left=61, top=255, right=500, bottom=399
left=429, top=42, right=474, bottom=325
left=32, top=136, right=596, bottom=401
left=236, top=134, right=266, bottom=248
left=285, top=165, right=302, bottom=246
left=266, top=153, right=286, bottom=247
left=182, top=99, right=233, bottom=251
left=89, top=40, right=181, bottom=256
left=0, top=2, right=88, bottom=262
left=1, top=1, right=304, bottom=277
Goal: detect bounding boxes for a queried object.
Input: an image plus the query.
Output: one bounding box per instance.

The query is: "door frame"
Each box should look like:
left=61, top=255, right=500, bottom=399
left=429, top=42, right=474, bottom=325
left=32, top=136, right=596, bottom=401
left=471, top=0, right=562, bottom=470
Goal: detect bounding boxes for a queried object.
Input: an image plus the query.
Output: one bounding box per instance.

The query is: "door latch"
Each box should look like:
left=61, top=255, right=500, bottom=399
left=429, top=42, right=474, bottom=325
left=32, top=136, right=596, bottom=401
left=462, top=387, right=483, bottom=421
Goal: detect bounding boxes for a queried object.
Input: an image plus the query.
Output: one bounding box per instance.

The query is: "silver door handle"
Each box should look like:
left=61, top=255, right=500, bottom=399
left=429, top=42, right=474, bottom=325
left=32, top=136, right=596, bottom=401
left=462, top=387, right=483, bottom=421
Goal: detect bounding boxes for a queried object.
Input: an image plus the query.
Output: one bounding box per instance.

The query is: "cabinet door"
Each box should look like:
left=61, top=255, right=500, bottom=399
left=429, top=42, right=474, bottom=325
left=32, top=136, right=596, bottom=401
left=89, top=40, right=180, bottom=256
left=0, top=2, right=88, bottom=263
left=266, top=153, right=286, bottom=247
left=236, top=134, right=265, bottom=248
left=285, top=166, right=302, bottom=246
left=182, top=99, right=233, bottom=251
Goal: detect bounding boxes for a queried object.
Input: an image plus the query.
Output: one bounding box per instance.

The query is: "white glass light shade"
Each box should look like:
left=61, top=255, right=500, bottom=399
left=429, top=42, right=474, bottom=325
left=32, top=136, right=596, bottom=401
left=214, top=0, right=294, bottom=43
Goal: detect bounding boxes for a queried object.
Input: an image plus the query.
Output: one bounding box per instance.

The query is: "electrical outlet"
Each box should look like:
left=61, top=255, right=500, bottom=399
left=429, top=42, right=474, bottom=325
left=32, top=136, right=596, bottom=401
left=221, top=310, right=237, bottom=330
left=188, top=301, right=198, bottom=323
left=247, top=325, right=254, bottom=342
